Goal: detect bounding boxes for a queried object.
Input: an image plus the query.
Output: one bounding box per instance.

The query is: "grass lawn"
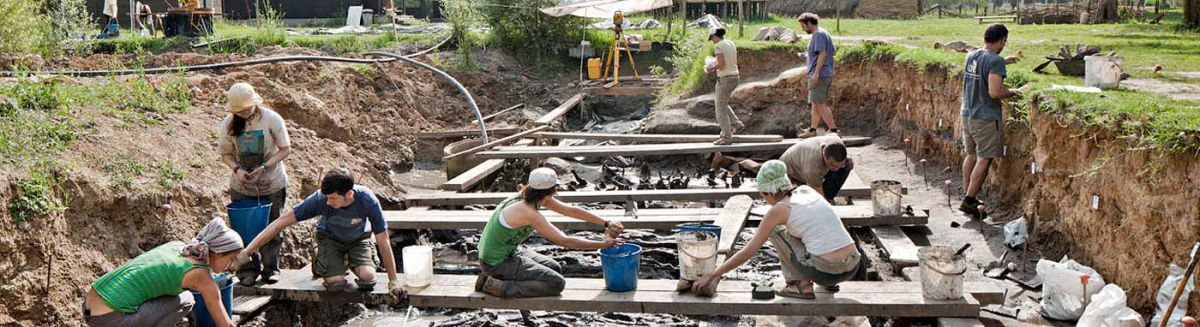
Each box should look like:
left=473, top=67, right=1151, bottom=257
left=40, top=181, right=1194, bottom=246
left=87, top=21, right=443, bottom=55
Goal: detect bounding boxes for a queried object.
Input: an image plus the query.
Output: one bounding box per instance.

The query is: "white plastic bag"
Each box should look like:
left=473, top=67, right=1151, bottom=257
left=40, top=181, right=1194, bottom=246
left=1151, top=262, right=1196, bottom=327
left=704, top=56, right=717, bottom=71
left=1037, top=256, right=1106, bottom=321
left=1003, top=217, right=1027, bottom=248
left=1077, top=284, right=1144, bottom=327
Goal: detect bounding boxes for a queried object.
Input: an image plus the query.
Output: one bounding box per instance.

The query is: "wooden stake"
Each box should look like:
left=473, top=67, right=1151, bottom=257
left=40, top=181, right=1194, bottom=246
left=1161, top=242, right=1200, bottom=327
left=442, top=126, right=549, bottom=160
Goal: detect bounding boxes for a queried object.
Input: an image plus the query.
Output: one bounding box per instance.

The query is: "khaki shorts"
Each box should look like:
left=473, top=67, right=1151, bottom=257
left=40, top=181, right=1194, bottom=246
left=962, top=118, right=1005, bottom=158
left=808, top=76, right=833, bottom=104
left=314, top=234, right=379, bottom=278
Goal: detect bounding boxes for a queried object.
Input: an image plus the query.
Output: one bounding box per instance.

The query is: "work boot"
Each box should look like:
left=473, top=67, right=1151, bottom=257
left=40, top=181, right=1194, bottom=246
left=958, top=198, right=982, bottom=216
left=354, top=279, right=377, bottom=292
left=798, top=127, right=818, bottom=139
left=237, top=271, right=258, bottom=287
left=260, top=272, right=279, bottom=285
left=474, top=274, right=489, bottom=292
left=480, top=276, right=504, bottom=297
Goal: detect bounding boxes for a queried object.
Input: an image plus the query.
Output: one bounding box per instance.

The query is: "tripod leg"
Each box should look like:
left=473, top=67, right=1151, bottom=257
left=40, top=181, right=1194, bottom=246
left=622, top=38, right=640, bottom=80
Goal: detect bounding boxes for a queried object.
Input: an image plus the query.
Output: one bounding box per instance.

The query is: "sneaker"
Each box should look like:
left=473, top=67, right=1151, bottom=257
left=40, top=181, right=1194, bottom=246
left=798, top=128, right=818, bottom=138
left=260, top=272, right=279, bottom=285
left=958, top=198, right=982, bottom=216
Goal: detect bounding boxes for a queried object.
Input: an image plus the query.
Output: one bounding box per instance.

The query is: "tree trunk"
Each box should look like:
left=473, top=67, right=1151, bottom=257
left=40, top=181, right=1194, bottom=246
left=1093, top=0, right=1119, bottom=22
left=1186, top=0, right=1200, bottom=25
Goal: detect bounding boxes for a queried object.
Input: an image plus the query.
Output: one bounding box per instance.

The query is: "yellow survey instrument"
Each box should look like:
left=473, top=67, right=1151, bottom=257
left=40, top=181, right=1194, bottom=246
left=599, top=11, right=640, bottom=85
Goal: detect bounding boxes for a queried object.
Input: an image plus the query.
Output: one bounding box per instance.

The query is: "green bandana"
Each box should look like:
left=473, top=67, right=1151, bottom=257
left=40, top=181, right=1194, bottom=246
left=756, top=160, right=793, bottom=193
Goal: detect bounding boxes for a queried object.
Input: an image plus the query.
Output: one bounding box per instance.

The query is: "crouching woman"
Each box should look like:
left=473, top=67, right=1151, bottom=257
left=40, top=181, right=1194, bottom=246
left=82, top=218, right=243, bottom=327
left=693, top=160, right=862, bottom=298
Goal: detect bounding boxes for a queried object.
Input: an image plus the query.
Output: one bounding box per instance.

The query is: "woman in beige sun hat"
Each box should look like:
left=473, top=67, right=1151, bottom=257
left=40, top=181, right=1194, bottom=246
left=691, top=160, right=862, bottom=299
left=217, top=82, right=292, bottom=286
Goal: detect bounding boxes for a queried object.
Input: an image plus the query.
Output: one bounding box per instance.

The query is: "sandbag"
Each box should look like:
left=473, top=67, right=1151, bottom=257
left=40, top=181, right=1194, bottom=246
left=1037, top=256, right=1106, bottom=321
left=1151, top=262, right=1196, bottom=327
left=1077, top=284, right=1144, bottom=327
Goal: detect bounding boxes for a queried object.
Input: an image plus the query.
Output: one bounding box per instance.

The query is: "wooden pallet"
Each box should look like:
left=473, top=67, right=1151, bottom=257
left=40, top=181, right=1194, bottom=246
left=239, top=271, right=991, bottom=317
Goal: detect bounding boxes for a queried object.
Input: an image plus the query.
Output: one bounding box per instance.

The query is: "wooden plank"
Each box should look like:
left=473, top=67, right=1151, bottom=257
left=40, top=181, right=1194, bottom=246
left=231, top=295, right=272, bottom=315
left=937, top=318, right=986, bottom=327
left=443, top=125, right=549, bottom=160
left=385, top=208, right=720, bottom=230
left=408, top=188, right=764, bottom=206
left=534, top=93, right=585, bottom=126
left=845, top=170, right=909, bottom=197
left=714, top=195, right=754, bottom=259
left=245, top=270, right=984, bottom=317
left=415, top=127, right=520, bottom=139
left=479, top=136, right=872, bottom=159
left=588, top=86, right=660, bottom=96
left=871, top=226, right=921, bottom=267
left=470, top=103, right=524, bottom=125
left=750, top=202, right=929, bottom=227
left=536, top=132, right=784, bottom=144
left=439, top=139, right=535, bottom=191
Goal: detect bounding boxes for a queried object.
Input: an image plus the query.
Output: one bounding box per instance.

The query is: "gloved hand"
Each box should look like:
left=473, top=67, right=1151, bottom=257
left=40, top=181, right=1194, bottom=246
left=388, top=279, right=407, bottom=302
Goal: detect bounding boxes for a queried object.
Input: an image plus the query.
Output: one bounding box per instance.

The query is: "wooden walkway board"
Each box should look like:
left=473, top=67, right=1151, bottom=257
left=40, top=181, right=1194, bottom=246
left=439, top=139, right=535, bottom=191
left=416, top=127, right=520, bottom=139
left=534, top=93, right=585, bottom=126
left=231, top=295, right=272, bottom=315
left=871, top=226, right=921, bottom=267
left=536, top=132, right=784, bottom=144
left=385, top=202, right=926, bottom=230
left=478, top=139, right=804, bottom=159
left=243, top=270, right=986, bottom=317
left=713, top=196, right=754, bottom=258
left=937, top=318, right=986, bottom=327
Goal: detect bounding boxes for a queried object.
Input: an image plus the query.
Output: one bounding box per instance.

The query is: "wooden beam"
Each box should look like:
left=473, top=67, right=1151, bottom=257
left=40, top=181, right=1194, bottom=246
left=714, top=195, right=754, bottom=259
left=536, top=132, right=784, bottom=144
left=534, top=93, right=585, bottom=126
left=587, top=86, right=660, bottom=96
left=231, top=295, right=272, bottom=315
left=470, top=103, right=524, bottom=125
left=478, top=136, right=871, bottom=159
left=443, top=126, right=549, bottom=160
left=242, top=271, right=987, bottom=317
left=416, top=127, right=520, bottom=140
left=937, top=318, right=986, bottom=327
left=870, top=226, right=921, bottom=267
left=439, top=139, right=534, bottom=191
left=750, top=202, right=929, bottom=227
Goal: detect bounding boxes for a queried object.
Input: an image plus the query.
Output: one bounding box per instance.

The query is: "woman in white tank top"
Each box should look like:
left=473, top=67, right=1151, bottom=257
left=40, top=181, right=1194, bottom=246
left=692, top=160, right=861, bottom=299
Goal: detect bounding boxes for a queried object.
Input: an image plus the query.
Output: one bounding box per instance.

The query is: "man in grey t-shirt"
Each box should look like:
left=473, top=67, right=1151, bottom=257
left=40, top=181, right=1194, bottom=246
left=958, top=24, right=1027, bottom=216
left=798, top=13, right=839, bottom=138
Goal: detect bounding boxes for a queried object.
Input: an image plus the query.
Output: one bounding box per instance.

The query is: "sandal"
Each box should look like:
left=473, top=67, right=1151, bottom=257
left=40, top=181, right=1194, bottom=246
left=775, top=281, right=816, bottom=299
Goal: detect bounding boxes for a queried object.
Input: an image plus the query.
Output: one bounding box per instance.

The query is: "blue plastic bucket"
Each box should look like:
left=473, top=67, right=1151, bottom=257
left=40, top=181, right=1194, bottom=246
left=190, top=274, right=233, bottom=327
left=598, top=244, right=642, bottom=292
left=677, top=223, right=722, bottom=242
left=227, top=199, right=271, bottom=246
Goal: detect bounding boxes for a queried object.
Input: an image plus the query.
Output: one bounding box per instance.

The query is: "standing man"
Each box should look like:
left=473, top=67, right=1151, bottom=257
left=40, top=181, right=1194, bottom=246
left=778, top=135, right=853, bottom=202
left=958, top=24, right=1025, bottom=216
left=237, top=169, right=405, bottom=297
left=705, top=27, right=745, bottom=145
left=219, top=83, right=291, bottom=287
left=798, top=13, right=838, bottom=138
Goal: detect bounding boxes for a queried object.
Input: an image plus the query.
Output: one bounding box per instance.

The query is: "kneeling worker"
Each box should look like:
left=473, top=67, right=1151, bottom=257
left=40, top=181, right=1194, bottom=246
left=692, top=160, right=861, bottom=298
left=475, top=168, right=625, bottom=298
left=237, top=169, right=404, bottom=297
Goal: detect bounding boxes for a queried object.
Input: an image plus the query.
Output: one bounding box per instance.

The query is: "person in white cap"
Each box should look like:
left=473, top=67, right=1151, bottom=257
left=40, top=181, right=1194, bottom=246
left=474, top=168, right=626, bottom=298
left=217, top=82, right=292, bottom=286
left=690, top=160, right=861, bottom=299
left=705, top=27, right=745, bottom=145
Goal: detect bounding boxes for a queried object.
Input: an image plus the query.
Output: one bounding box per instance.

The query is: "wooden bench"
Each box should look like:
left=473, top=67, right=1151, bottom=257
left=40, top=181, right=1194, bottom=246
left=238, top=270, right=1001, bottom=317
left=975, top=15, right=1017, bottom=24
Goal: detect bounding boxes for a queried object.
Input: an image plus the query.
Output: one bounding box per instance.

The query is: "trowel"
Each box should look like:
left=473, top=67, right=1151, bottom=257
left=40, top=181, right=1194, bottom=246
left=984, top=249, right=1010, bottom=279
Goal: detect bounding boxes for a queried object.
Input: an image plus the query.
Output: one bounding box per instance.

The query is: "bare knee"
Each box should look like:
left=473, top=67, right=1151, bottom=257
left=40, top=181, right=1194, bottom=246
left=546, top=275, right=566, bottom=294
left=352, top=265, right=376, bottom=281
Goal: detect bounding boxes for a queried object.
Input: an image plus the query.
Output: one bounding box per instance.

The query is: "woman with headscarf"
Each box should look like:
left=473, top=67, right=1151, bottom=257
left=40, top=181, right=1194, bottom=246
left=218, top=82, right=291, bottom=286
left=691, top=160, right=862, bottom=299
left=82, top=218, right=244, bottom=327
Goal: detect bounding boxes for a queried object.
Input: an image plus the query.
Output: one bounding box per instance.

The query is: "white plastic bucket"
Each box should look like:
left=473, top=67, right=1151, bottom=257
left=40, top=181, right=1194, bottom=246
left=678, top=231, right=718, bottom=281
left=870, top=180, right=903, bottom=217
left=402, top=245, right=434, bottom=287
left=1084, top=55, right=1123, bottom=90
left=918, top=246, right=968, bottom=300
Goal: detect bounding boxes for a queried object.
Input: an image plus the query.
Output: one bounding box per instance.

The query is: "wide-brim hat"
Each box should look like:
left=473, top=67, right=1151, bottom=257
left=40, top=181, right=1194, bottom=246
left=225, top=83, right=263, bottom=113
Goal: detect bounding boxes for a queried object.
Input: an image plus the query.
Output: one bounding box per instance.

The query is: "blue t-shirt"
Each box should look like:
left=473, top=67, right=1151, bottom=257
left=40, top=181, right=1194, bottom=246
left=806, top=28, right=836, bottom=78
left=960, top=49, right=1007, bottom=121
left=293, top=186, right=387, bottom=244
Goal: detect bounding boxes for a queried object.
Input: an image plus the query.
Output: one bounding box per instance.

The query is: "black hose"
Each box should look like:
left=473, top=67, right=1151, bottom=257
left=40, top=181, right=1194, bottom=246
left=0, top=33, right=452, bottom=77
left=363, top=51, right=488, bottom=143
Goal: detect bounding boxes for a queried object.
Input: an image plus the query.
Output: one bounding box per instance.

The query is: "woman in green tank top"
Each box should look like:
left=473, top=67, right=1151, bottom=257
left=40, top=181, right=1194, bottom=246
left=474, top=168, right=626, bottom=298
left=83, top=218, right=245, bottom=327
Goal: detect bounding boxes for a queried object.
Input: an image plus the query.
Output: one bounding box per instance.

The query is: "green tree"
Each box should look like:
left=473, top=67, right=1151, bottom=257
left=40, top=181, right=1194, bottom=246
left=479, top=0, right=588, bottom=61
left=441, top=0, right=481, bottom=67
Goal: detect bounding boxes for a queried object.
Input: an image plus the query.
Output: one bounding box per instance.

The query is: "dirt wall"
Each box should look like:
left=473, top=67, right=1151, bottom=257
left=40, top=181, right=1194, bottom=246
left=725, top=48, right=1200, bottom=313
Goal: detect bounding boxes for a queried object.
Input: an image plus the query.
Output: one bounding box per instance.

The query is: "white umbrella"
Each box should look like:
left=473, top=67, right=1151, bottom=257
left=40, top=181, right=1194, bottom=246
left=541, top=0, right=673, bottom=18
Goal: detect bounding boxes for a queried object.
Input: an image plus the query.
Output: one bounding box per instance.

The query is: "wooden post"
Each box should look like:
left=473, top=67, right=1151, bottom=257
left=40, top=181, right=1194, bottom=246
left=738, top=0, right=744, bottom=37
left=836, top=0, right=842, bottom=32
left=667, top=0, right=674, bottom=39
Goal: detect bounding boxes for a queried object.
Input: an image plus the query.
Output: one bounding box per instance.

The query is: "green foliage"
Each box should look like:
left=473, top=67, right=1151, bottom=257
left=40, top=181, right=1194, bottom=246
left=350, top=63, right=374, bottom=75
left=7, top=166, right=65, bottom=223
left=0, top=75, right=79, bottom=164
left=92, top=37, right=188, bottom=55
left=104, top=154, right=146, bottom=190
left=480, top=0, right=588, bottom=60
left=154, top=162, right=186, bottom=191
left=442, top=0, right=482, bottom=68
left=660, top=30, right=712, bottom=98
left=93, top=72, right=192, bottom=125
left=0, top=0, right=55, bottom=55
left=0, top=77, right=65, bottom=113
left=1038, top=88, right=1200, bottom=154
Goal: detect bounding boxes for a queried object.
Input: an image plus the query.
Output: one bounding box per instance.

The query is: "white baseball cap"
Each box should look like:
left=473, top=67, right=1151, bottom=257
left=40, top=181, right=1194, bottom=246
left=527, top=168, right=560, bottom=190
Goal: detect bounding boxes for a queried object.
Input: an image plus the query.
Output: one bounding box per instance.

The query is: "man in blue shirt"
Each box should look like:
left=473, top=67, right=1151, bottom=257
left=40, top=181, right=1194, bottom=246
left=958, top=24, right=1026, bottom=216
left=798, top=13, right=838, bottom=138
left=236, top=169, right=404, bottom=297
